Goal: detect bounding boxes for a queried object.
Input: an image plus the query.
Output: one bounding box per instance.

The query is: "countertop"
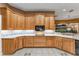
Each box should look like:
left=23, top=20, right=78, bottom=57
left=0, top=30, right=79, bottom=40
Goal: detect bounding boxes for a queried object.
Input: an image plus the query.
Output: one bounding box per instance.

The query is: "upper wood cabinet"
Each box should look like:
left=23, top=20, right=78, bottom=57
left=7, top=10, right=16, bottom=30
left=2, top=8, right=55, bottom=30
left=16, top=14, right=25, bottom=30
left=1, top=8, right=7, bottom=30
left=49, top=17, right=55, bottom=30
left=35, top=14, right=45, bottom=25
left=25, top=16, right=35, bottom=30
left=45, top=17, right=50, bottom=30
left=45, top=16, right=55, bottom=30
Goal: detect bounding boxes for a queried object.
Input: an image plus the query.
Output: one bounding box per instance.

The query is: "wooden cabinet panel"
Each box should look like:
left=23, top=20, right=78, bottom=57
left=1, top=8, right=7, bottom=30
left=34, top=37, right=46, bottom=47
left=7, top=9, right=16, bottom=30
left=23, top=37, right=34, bottom=47
left=2, top=39, right=15, bottom=55
left=47, top=37, right=56, bottom=47
left=16, top=14, right=25, bottom=30
left=55, top=37, right=63, bottom=49
left=15, top=37, right=23, bottom=50
left=49, top=17, right=55, bottom=30
left=45, top=16, right=55, bottom=30
left=9, top=13, right=15, bottom=30
left=35, top=14, right=45, bottom=25
left=45, top=17, right=50, bottom=29
left=18, top=15, right=23, bottom=30
left=62, top=38, right=75, bottom=54
left=25, top=16, right=35, bottom=30
left=28, top=17, right=35, bottom=30
left=25, top=17, right=29, bottom=30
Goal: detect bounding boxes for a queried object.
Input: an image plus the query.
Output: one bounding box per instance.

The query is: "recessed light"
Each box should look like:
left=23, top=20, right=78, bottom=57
left=62, top=9, right=66, bottom=12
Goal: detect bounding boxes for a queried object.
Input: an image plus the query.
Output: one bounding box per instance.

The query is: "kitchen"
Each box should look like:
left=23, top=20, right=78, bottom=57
left=0, top=3, right=79, bottom=56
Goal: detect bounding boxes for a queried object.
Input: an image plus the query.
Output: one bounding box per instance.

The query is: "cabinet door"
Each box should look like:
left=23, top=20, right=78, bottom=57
left=25, top=16, right=29, bottom=30
left=49, top=17, right=55, bottom=30
left=7, top=10, right=15, bottom=30
left=25, top=16, right=35, bottom=30
left=2, top=8, right=7, bottom=30
left=34, top=37, right=46, bottom=47
left=23, top=37, right=34, bottom=47
left=15, top=37, right=23, bottom=50
left=28, top=16, right=35, bottom=30
left=19, top=15, right=24, bottom=30
left=2, top=39, right=15, bottom=55
left=47, top=37, right=56, bottom=47
left=45, top=17, right=50, bottom=30
left=55, top=37, right=63, bottom=49
left=63, top=38, right=75, bottom=54
left=35, top=14, right=45, bottom=25
left=16, top=14, right=25, bottom=30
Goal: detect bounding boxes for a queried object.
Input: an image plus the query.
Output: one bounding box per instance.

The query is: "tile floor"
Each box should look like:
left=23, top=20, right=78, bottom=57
left=12, top=48, right=73, bottom=56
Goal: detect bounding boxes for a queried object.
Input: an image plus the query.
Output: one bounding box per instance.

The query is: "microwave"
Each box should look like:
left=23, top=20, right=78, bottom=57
left=35, top=25, right=45, bottom=31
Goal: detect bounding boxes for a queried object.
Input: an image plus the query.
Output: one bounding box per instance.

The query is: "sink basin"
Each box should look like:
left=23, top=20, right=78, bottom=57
left=35, top=31, right=44, bottom=36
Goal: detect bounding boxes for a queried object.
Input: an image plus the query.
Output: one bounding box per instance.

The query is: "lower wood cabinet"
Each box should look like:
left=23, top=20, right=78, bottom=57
left=55, top=37, right=63, bottom=49
left=33, top=37, right=47, bottom=47
left=46, top=37, right=56, bottom=47
left=62, top=38, right=75, bottom=54
left=2, top=36, right=75, bottom=55
left=23, top=37, right=34, bottom=47
left=2, top=39, right=15, bottom=55
left=14, top=37, right=23, bottom=50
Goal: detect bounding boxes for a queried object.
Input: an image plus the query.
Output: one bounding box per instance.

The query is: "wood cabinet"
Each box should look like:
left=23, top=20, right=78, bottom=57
left=55, top=37, right=63, bottom=49
left=45, top=17, right=50, bottom=29
left=7, top=10, right=16, bottom=30
left=49, top=17, right=55, bottom=30
left=25, top=16, right=35, bottom=30
left=1, top=8, right=7, bottom=30
left=1, top=7, right=55, bottom=30
left=35, top=14, right=45, bottom=25
left=23, top=37, right=34, bottom=47
left=2, top=39, right=15, bottom=55
left=15, top=37, right=23, bottom=50
left=45, top=16, right=55, bottom=30
left=46, top=37, right=56, bottom=47
left=34, top=37, right=47, bottom=47
left=2, top=36, right=75, bottom=55
left=16, top=14, right=25, bottom=30
left=62, top=38, right=75, bottom=54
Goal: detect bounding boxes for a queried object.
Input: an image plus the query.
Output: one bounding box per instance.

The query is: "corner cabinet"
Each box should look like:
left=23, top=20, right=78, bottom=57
left=62, top=38, right=75, bottom=54
left=2, top=39, right=15, bottom=55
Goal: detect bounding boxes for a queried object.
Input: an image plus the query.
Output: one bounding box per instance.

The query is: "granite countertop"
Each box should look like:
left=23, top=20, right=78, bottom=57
left=0, top=30, right=79, bottom=40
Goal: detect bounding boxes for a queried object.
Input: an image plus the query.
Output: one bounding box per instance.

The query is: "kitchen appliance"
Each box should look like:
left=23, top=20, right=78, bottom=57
left=35, top=25, right=45, bottom=36
left=35, top=25, right=45, bottom=31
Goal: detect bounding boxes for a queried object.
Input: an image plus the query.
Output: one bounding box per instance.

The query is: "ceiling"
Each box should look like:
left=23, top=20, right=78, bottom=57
left=9, top=3, right=79, bottom=20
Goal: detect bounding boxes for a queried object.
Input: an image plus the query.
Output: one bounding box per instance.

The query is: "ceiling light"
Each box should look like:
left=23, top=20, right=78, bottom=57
left=62, top=9, right=66, bottom=12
